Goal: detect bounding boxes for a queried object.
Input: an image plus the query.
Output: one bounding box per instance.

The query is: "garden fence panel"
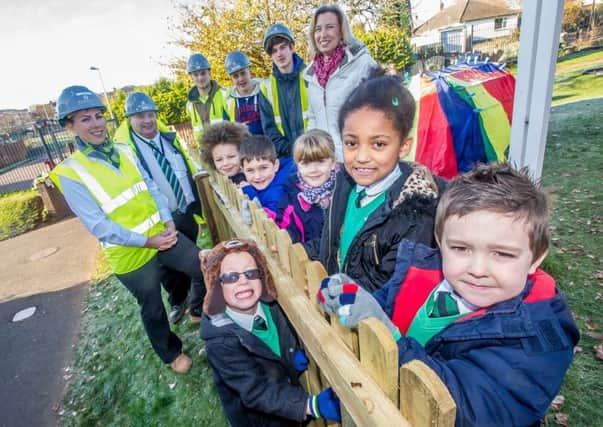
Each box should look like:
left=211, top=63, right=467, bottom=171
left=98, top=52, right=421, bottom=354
left=194, top=170, right=457, bottom=427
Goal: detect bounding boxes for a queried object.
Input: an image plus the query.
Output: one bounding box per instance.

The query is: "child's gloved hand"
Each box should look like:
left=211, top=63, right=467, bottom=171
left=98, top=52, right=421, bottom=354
left=316, top=273, right=356, bottom=314
left=293, top=349, right=309, bottom=372
left=308, top=388, right=341, bottom=422
left=241, top=199, right=253, bottom=225
left=317, top=274, right=401, bottom=341
left=240, top=197, right=261, bottom=226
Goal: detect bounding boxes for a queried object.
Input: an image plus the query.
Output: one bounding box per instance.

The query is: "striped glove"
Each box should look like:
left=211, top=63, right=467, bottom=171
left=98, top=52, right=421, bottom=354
left=317, top=273, right=401, bottom=341
left=308, top=388, right=341, bottom=422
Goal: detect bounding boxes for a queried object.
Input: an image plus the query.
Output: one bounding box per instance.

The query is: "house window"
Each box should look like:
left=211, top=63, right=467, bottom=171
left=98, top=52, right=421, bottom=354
left=495, top=17, right=508, bottom=30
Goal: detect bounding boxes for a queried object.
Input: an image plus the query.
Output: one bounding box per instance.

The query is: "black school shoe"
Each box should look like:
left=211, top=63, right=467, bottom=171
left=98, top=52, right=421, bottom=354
left=189, top=308, right=202, bottom=324
left=168, top=304, right=186, bottom=324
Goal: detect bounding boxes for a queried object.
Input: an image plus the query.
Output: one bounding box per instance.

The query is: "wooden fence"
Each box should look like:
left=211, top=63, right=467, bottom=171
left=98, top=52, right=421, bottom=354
left=194, top=169, right=456, bottom=427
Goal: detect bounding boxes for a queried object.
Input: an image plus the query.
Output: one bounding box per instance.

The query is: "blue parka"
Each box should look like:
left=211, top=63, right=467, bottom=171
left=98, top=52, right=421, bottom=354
left=374, top=240, right=580, bottom=427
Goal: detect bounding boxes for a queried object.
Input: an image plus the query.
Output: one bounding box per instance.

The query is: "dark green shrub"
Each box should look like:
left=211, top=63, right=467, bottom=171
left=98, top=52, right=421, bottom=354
left=0, top=190, right=44, bottom=240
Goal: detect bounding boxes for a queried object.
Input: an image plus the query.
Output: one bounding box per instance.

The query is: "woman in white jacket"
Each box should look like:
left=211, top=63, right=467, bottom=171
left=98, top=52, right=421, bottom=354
left=302, top=3, right=376, bottom=161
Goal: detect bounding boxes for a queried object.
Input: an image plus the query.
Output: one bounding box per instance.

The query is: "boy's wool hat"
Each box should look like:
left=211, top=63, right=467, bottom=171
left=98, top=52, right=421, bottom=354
left=201, top=238, right=276, bottom=316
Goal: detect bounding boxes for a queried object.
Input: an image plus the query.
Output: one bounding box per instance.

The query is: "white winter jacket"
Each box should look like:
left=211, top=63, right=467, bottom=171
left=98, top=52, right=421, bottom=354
left=302, top=43, right=377, bottom=161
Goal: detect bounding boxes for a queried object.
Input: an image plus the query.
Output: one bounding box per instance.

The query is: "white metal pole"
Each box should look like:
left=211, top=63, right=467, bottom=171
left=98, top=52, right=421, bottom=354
left=508, top=0, right=564, bottom=180
left=90, top=66, right=116, bottom=123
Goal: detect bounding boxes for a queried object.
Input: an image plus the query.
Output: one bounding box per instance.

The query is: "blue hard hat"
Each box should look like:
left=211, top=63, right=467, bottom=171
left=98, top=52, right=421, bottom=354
left=263, top=23, right=294, bottom=53
left=187, top=53, right=211, bottom=73
left=225, top=51, right=251, bottom=75
left=125, top=92, right=158, bottom=117
left=56, top=85, right=105, bottom=126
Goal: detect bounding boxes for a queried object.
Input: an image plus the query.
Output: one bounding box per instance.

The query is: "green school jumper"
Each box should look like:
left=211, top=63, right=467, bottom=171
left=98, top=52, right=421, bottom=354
left=339, top=190, right=386, bottom=270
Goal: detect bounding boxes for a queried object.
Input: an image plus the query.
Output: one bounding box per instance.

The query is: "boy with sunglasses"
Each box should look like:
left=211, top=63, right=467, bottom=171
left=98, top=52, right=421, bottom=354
left=200, top=239, right=341, bottom=426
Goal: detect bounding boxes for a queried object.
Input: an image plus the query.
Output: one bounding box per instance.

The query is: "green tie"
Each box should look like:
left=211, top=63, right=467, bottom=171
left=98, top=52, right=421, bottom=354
left=253, top=315, right=267, bottom=331
left=144, top=136, right=187, bottom=211
left=430, top=291, right=460, bottom=317
left=355, top=189, right=367, bottom=208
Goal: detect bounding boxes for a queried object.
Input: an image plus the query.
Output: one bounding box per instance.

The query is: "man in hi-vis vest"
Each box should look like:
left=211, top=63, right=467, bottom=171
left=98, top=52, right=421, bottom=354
left=50, top=86, right=199, bottom=374
left=114, top=92, right=206, bottom=325
left=259, top=23, right=309, bottom=158
left=185, top=53, right=228, bottom=144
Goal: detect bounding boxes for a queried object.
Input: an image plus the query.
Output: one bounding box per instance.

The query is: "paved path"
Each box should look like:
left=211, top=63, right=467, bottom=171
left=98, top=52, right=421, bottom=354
left=0, top=218, right=97, bottom=427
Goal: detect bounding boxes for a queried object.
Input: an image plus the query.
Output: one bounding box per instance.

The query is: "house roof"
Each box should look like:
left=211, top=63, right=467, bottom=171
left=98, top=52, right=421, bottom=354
left=414, top=0, right=519, bottom=35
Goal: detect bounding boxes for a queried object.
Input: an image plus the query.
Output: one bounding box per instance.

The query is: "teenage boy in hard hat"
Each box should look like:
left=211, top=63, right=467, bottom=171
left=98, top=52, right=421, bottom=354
left=114, top=92, right=206, bottom=324
left=259, top=24, right=309, bottom=159
left=51, top=85, right=201, bottom=374
left=186, top=53, right=228, bottom=143
left=224, top=51, right=264, bottom=135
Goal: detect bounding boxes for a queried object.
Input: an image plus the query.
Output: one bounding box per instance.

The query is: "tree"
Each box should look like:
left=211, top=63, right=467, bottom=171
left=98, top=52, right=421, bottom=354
left=357, top=25, right=413, bottom=72
left=563, top=0, right=590, bottom=32
left=170, top=0, right=323, bottom=85
left=108, top=79, right=190, bottom=126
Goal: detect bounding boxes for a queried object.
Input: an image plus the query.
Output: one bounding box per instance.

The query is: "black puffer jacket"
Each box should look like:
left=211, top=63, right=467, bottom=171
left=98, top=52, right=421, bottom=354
left=306, top=162, right=446, bottom=292
left=200, top=303, right=309, bottom=427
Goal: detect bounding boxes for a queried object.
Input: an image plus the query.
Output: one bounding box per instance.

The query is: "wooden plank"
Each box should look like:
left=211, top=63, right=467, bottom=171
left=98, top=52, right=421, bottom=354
left=275, top=228, right=292, bottom=274
left=358, top=319, right=399, bottom=406
left=262, top=217, right=277, bottom=253
left=289, top=243, right=310, bottom=295
left=194, top=171, right=219, bottom=244
left=331, top=314, right=359, bottom=356
left=306, top=261, right=327, bottom=311
left=399, top=360, right=456, bottom=427
left=206, top=179, right=411, bottom=426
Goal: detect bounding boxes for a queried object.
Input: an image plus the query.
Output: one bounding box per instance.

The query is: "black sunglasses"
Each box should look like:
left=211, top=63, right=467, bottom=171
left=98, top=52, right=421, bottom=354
left=219, top=268, right=261, bottom=285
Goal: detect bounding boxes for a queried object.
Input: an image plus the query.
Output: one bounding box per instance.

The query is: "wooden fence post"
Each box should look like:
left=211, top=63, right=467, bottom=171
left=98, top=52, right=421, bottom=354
left=399, top=360, right=456, bottom=427
left=358, top=319, right=399, bottom=406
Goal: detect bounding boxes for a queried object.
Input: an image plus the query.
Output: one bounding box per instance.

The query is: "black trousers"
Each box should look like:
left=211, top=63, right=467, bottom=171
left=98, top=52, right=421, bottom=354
left=116, top=234, right=203, bottom=363
left=161, top=201, right=206, bottom=312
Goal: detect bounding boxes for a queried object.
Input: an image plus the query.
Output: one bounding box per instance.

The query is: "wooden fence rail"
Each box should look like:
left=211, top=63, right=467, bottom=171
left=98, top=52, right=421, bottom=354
left=195, top=170, right=456, bottom=427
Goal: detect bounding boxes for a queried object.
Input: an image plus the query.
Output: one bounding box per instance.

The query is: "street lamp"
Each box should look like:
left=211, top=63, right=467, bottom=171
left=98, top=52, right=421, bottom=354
left=89, top=66, right=116, bottom=123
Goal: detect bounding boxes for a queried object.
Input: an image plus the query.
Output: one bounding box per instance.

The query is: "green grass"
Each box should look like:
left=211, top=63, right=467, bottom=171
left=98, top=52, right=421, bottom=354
left=540, top=98, right=603, bottom=426
left=0, top=189, right=44, bottom=241
left=62, top=228, right=226, bottom=427
left=507, top=47, right=603, bottom=106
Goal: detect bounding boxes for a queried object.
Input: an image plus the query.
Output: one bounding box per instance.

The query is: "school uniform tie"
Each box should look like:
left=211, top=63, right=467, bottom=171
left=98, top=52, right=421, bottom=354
left=355, top=189, right=367, bottom=208
left=253, top=315, right=268, bottom=331
left=431, top=291, right=460, bottom=317
left=147, top=137, right=187, bottom=212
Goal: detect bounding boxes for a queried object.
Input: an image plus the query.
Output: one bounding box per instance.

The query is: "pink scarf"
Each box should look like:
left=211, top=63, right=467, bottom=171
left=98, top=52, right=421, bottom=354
left=313, top=44, right=346, bottom=88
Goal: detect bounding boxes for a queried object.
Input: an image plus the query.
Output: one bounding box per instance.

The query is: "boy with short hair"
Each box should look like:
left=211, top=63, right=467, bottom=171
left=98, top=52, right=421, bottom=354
left=259, top=23, right=309, bottom=158
left=318, top=163, right=579, bottom=426
left=224, top=51, right=264, bottom=135
left=239, top=135, right=296, bottom=215
left=200, top=239, right=341, bottom=427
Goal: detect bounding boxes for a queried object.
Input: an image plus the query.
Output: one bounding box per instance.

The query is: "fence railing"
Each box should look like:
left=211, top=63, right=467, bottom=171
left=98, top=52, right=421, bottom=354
left=194, top=169, right=457, bottom=427
left=0, top=119, right=119, bottom=195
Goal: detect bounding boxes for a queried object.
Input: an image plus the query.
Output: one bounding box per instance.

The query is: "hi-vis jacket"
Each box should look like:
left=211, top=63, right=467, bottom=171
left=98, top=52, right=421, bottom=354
left=113, top=120, right=200, bottom=177
left=50, top=144, right=165, bottom=274
left=259, top=73, right=309, bottom=137
left=186, top=82, right=228, bottom=143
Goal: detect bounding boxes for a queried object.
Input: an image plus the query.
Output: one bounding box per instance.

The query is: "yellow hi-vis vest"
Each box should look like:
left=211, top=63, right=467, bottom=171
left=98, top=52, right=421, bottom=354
left=186, top=88, right=228, bottom=144
left=259, top=74, right=309, bottom=136
left=113, top=119, right=201, bottom=176
left=50, top=145, right=165, bottom=274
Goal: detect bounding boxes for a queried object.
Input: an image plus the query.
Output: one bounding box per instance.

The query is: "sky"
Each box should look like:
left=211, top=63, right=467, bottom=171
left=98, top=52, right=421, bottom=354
left=0, top=0, right=192, bottom=110
left=0, top=0, right=446, bottom=111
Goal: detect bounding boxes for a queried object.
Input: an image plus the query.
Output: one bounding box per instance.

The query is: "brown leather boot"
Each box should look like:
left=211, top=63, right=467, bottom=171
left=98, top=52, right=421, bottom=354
left=169, top=353, right=192, bottom=374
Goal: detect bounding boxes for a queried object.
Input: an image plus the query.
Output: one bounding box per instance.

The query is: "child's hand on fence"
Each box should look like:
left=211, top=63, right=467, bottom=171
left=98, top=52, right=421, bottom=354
left=308, top=387, right=341, bottom=422
left=241, top=197, right=262, bottom=225
left=241, top=199, right=253, bottom=225
left=316, top=273, right=356, bottom=314
left=318, top=275, right=401, bottom=342
left=293, top=349, right=309, bottom=372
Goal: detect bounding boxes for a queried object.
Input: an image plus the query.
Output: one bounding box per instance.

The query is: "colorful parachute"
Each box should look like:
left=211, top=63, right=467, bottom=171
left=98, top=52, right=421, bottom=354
left=406, top=61, right=515, bottom=178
